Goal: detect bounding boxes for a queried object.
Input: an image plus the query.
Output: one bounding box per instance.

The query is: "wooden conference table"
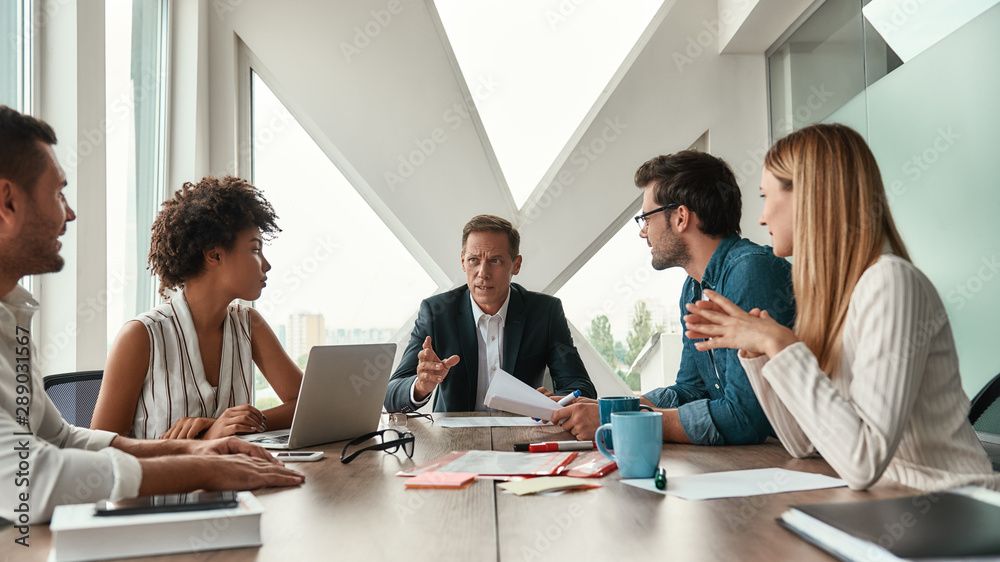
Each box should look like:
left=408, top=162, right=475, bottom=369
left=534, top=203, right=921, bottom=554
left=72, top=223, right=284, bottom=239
left=4, top=412, right=915, bottom=561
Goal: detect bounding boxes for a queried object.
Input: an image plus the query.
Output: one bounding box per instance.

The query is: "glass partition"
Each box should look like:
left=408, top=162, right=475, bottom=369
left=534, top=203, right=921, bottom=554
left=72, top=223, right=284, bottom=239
left=768, top=0, right=1000, bottom=394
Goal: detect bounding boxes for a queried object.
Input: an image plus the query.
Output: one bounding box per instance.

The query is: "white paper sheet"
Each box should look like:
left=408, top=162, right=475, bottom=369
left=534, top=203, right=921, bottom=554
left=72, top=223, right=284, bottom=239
left=483, top=369, right=561, bottom=419
left=436, top=450, right=575, bottom=476
left=620, top=468, right=846, bottom=500
left=436, top=417, right=551, bottom=428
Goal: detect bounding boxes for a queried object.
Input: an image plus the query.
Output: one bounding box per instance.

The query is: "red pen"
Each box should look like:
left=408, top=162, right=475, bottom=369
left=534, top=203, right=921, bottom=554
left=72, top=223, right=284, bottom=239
left=513, top=441, right=596, bottom=453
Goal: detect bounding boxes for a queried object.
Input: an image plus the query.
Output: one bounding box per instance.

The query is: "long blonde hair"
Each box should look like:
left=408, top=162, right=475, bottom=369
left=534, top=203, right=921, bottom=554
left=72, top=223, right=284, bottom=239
left=764, top=123, right=910, bottom=375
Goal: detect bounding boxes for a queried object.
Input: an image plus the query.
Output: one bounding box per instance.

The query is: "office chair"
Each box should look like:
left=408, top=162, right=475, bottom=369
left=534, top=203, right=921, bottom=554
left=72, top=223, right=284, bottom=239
left=969, top=372, right=1000, bottom=471
left=43, top=370, right=104, bottom=428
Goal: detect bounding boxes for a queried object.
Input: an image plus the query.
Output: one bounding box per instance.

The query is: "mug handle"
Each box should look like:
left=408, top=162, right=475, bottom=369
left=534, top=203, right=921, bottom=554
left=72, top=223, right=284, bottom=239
left=639, top=405, right=654, bottom=412
left=595, top=423, right=616, bottom=463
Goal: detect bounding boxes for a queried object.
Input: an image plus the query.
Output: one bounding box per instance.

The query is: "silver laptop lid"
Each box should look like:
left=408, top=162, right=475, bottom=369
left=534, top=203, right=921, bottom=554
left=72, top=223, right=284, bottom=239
left=285, top=343, right=396, bottom=449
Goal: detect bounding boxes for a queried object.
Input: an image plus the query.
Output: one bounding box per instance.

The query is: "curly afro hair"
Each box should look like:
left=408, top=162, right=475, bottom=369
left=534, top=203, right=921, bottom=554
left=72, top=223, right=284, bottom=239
left=148, top=176, right=280, bottom=297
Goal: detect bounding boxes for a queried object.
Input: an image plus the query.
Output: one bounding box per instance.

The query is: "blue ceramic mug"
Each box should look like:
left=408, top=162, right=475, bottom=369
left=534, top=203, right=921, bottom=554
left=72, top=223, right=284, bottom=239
left=595, top=411, right=663, bottom=479
left=598, top=396, right=653, bottom=450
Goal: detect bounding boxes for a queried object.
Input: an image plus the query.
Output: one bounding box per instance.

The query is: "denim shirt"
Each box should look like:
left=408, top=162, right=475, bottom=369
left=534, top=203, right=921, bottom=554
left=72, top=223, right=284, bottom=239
left=643, top=234, right=795, bottom=445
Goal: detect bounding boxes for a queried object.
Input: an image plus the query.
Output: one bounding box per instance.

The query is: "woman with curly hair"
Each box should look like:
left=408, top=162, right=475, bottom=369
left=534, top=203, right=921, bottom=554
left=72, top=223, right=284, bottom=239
left=92, top=176, right=303, bottom=440
left=684, top=124, right=998, bottom=492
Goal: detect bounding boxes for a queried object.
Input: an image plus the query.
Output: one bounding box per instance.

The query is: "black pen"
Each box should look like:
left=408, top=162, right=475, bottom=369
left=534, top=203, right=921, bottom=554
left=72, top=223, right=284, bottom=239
left=654, top=467, right=667, bottom=490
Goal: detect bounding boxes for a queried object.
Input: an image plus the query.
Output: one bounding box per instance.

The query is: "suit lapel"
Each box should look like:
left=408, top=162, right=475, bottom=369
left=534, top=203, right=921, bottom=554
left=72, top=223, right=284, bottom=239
left=503, top=286, right=525, bottom=374
left=457, top=293, right=479, bottom=406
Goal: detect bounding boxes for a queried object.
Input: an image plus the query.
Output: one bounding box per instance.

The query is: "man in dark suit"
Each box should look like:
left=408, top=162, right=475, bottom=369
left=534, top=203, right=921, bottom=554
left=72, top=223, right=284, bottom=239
left=384, top=215, right=596, bottom=413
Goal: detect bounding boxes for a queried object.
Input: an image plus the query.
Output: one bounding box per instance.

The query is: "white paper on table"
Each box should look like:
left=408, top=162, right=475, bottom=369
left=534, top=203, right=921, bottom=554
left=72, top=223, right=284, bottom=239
left=436, top=450, right=575, bottom=476
left=620, top=468, right=846, bottom=500
left=483, top=369, right=561, bottom=419
left=436, top=417, right=551, bottom=428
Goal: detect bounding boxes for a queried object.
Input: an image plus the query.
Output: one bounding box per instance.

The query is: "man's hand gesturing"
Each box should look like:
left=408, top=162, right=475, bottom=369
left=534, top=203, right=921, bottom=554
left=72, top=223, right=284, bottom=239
left=413, top=336, right=460, bottom=401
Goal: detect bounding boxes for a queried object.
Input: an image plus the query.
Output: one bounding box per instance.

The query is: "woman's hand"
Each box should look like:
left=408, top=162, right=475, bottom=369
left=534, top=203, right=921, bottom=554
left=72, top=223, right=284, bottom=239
left=201, top=404, right=267, bottom=440
left=159, top=417, right=216, bottom=440
left=684, top=290, right=799, bottom=359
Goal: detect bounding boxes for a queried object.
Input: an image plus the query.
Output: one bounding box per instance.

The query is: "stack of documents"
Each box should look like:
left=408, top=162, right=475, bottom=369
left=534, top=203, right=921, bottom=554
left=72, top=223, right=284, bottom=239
left=498, top=477, right=600, bottom=496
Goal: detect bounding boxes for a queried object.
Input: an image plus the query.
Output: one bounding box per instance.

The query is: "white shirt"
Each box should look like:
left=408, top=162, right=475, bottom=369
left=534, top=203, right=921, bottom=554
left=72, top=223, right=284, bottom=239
left=130, top=291, right=254, bottom=439
left=0, top=286, right=141, bottom=523
left=741, top=254, right=1000, bottom=492
left=471, top=291, right=511, bottom=412
left=410, top=290, right=511, bottom=410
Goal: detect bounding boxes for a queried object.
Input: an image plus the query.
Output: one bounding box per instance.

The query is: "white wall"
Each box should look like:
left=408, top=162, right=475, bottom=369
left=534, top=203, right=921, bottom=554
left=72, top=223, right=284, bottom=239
left=197, top=0, right=793, bottom=395
left=637, top=333, right=683, bottom=395
left=201, top=1, right=790, bottom=291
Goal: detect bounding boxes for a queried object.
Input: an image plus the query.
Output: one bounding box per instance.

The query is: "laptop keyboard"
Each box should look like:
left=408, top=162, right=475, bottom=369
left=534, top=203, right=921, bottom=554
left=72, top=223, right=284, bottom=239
left=252, top=434, right=290, bottom=444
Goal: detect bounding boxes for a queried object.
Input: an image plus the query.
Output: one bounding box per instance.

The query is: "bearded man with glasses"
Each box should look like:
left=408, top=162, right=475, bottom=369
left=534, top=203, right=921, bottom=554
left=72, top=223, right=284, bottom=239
left=553, top=151, right=795, bottom=447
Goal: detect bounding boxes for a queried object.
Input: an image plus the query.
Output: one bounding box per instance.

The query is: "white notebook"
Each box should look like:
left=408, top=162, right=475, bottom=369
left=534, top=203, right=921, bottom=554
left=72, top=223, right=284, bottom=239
left=48, top=492, right=263, bottom=562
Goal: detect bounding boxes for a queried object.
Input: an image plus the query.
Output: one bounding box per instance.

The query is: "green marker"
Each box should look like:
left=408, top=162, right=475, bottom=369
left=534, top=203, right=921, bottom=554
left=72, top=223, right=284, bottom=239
left=654, top=467, right=667, bottom=490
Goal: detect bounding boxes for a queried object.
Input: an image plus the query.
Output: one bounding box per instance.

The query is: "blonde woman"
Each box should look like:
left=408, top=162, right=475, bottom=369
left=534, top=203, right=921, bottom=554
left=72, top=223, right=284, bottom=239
left=685, top=123, right=998, bottom=491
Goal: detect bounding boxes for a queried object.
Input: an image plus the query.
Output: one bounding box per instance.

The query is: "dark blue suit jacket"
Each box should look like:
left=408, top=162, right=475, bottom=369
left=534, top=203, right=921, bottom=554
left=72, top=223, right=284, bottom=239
left=383, top=283, right=596, bottom=412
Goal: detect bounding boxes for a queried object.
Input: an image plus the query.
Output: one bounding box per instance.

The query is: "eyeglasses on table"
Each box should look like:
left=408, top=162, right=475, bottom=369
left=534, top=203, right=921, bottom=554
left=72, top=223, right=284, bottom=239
left=340, top=428, right=415, bottom=464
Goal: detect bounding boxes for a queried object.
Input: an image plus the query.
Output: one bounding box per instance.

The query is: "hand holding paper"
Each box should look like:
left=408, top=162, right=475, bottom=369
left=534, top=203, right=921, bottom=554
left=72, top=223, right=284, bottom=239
left=484, top=369, right=564, bottom=421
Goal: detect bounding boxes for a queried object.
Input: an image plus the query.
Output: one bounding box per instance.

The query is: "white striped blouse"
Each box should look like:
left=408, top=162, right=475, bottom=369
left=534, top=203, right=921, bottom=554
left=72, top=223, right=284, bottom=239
left=130, top=291, right=254, bottom=439
left=741, top=254, right=999, bottom=491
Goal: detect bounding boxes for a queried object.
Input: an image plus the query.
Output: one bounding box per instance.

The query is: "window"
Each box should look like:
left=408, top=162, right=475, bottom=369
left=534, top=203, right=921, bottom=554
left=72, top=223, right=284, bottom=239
left=0, top=0, right=30, bottom=111
left=556, top=217, right=686, bottom=390
left=434, top=0, right=662, bottom=208
left=3, top=0, right=33, bottom=292
left=106, top=0, right=169, bottom=349
left=767, top=0, right=1000, bottom=395
left=250, top=71, right=437, bottom=408
left=767, top=0, right=902, bottom=140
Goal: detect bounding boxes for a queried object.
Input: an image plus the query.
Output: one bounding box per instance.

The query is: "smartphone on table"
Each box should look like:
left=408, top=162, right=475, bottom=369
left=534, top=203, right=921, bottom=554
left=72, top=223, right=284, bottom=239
left=271, top=451, right=324, bottom=462
left=94, top=491, right=239, bottom=516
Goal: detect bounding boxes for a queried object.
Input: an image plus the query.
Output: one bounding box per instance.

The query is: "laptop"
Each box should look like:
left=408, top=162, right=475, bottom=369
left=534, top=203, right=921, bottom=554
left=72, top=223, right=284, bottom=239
left=240, top=343, right=396, bottom=450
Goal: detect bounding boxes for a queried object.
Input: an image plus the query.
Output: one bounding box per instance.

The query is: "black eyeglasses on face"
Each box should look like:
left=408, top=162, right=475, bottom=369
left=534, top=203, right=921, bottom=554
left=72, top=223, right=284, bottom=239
left=634, top=203, right=680, bottom=230
left=340, top=429, right=415, bottom=464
